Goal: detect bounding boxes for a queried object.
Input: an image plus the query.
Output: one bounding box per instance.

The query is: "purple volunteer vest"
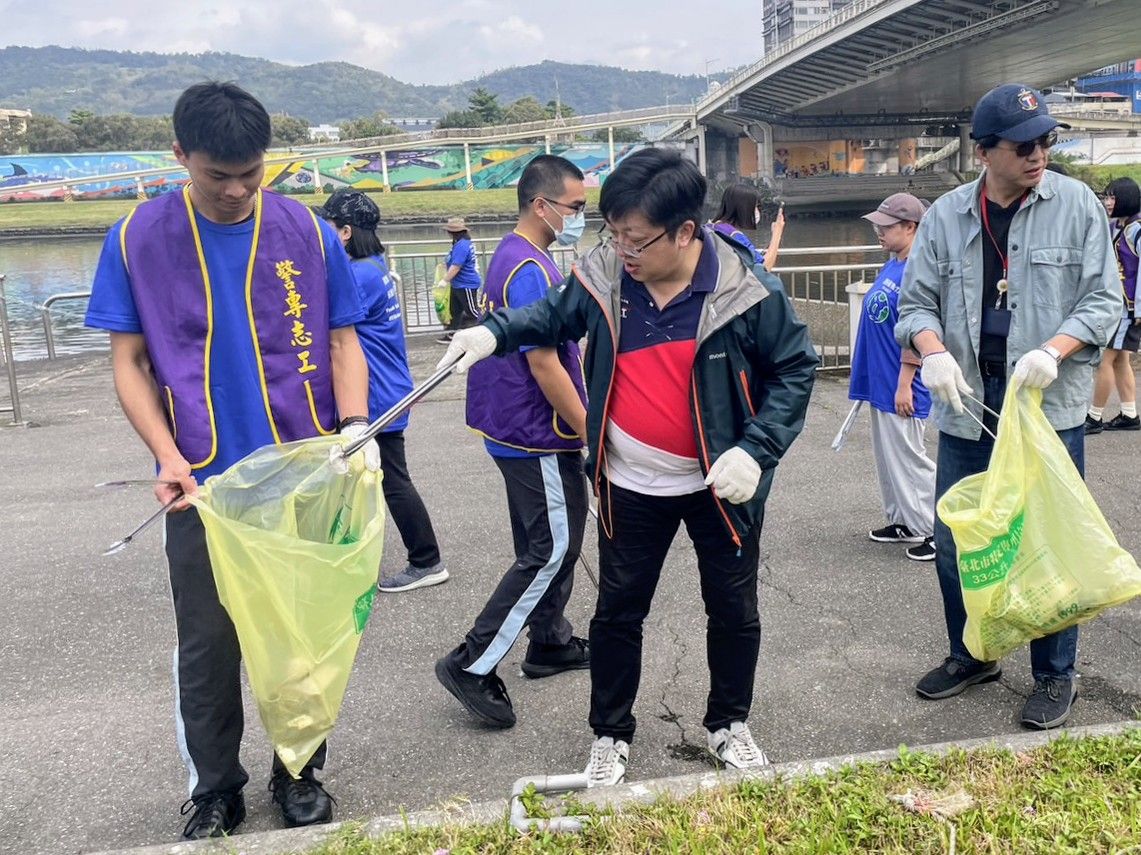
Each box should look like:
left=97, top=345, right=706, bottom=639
left=121, top=186, right=336, bottom=468
left=466, top=231, right=586, bottom=452
left=1115, top=217, right=1139, bottom=307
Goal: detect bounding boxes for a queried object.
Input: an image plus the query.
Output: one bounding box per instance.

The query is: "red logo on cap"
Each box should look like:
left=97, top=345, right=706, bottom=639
left=1017, top=89, right=1038, bottom=111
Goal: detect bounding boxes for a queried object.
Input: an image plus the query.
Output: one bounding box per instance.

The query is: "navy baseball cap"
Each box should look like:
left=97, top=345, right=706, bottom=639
left=313, top=188, right=380, bottom=230
left=970, top=84, right=1070, bottom=142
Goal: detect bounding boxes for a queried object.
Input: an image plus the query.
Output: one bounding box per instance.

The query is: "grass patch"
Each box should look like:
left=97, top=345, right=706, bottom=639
left=303, top=730, right=1141, bottom=854
left=0, top=188, right=604, bottom=232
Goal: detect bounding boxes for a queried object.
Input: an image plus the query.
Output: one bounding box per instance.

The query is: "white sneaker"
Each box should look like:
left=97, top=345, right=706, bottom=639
left=707, top=721, right=769, bottom=770
left=584, top=736, right=629, bottom=787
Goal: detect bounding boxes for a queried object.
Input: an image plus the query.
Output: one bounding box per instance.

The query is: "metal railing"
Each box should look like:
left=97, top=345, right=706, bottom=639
left=31, top=244, right=886, bottom=371
left=0, top=273, right=24, bottom=424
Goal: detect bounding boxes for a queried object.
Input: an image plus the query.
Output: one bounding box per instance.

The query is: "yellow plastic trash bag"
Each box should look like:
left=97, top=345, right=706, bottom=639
left=433, top=261, right=451, bottom=326
left=189, top=435, right=385, bottom=777
left=938, top=382, right=1141, bottom=662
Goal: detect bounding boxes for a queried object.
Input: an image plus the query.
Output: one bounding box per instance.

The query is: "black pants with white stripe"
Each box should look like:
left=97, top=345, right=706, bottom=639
left=447, top=286, right=480, bottom=330
left=456, top=453, right=588, bottom=675
left=589, top=481, right=763, bottom=743
left=166, top=508, right=326, bottom=797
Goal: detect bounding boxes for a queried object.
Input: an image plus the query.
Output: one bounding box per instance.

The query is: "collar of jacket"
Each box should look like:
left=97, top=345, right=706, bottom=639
left=955, top=168, right=1058, bottom=217
left=572, top=225, right=772, bottom=346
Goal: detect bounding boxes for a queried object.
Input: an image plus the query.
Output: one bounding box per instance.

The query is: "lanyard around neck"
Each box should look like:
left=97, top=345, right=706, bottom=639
left=979, top=187, right=1027, bottom=283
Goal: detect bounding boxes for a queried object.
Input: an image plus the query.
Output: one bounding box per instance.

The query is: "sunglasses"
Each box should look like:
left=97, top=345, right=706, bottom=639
left=998, top=131, right=1058, bottom=158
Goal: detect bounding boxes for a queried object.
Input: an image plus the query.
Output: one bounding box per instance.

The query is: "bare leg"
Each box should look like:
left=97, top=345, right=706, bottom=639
left=1092, top=352, right=1118, bottom=409
left=1112, top=350, right=1136, bottom=405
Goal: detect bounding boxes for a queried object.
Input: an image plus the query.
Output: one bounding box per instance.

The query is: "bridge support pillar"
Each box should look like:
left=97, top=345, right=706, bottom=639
left=463, top=142, right=474, bottom=190
left=545, top=135, right=551, bottom=155
left=696, top=123, right=708, bottom=176
left=608, top=127, right=615, bottom=174
left=958, top=125, right=972, bottom=172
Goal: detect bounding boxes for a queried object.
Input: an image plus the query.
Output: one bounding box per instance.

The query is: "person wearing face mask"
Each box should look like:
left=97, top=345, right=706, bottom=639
left=434, top=155, right=590, bottom=729
left=711, top=182, right=785, bottom=271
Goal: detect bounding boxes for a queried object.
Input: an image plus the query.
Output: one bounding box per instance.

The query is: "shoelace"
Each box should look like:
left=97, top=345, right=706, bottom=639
left=488, top=672, right=512, bottom=705
left=727, top=725, right=763, bottom=765
left=269, top=774, right=336, bottom=806
left=1032, top=677, right=1063, bottom=702
left=180, top=794, right=231, bottom=837
left=587, top=742, right=622, bottom=785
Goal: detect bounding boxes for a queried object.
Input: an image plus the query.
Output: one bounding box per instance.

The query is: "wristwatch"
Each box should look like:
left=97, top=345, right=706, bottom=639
left=1041, top=344, right=1063, bottom=364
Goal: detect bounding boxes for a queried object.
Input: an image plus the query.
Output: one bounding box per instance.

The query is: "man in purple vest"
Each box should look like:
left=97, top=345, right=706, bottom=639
left=434, top=155, right=591, bottom=727
left=85, top=82, right=374, bottom=840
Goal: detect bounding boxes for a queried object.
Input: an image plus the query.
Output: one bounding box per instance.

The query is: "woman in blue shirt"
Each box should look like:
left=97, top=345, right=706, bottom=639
left=316, top=189, right=448, bottom=592
left=438, top=216, right=483, bottom=342
left=711, top=183, right=785, bottom=271
left=849, top=193, right=936, bottom=562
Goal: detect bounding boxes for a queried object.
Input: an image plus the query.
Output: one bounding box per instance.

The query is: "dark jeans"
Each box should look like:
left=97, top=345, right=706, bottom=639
left=166, top=508, right=325, bottom=797
left=933, top=371, right=1082, bottom=680
left=590, top=481, right=762, bottom=743
left=375, top=431, right=441, bottom=569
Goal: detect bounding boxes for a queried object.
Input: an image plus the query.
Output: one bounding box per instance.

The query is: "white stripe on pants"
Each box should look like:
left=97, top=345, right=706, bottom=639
left=868, top=407, right=936, bottom=537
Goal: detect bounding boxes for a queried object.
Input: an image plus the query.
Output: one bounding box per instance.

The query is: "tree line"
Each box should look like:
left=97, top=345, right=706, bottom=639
left=0, top=88, right=641, bottom=155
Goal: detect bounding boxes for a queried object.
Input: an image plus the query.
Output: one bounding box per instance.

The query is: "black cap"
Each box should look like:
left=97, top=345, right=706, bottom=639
left=970, top=84, right=1070, bottom=142
left=313, top=188, right=380, bottom=230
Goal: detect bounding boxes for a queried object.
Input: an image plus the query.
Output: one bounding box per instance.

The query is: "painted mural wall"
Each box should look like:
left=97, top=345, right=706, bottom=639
left=0, top=142, right=643, bottom=201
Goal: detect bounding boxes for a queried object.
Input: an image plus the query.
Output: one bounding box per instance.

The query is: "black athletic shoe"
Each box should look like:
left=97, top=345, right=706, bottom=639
left=1084, top=414, right=1104, bottom=435
left=1020, top=677, right=1077, bottom=730
left=522, top=636, right=590, bottom=678
left=181, top=790, right=246, bottom=840
left=1104, top=413, right=1140, bottom=431
left=435, top=647, right=516, bottom=728
left=916, top=657, right=1002, bottom=699
left=869, top=523, right=924, bottom=543
left=269, top=769, right=334, bottom=828
left=905, top=537, right=936, bottom=562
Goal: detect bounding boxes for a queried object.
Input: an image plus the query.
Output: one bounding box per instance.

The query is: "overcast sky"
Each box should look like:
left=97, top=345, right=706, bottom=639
left=2, top=0, right=763, bottom=84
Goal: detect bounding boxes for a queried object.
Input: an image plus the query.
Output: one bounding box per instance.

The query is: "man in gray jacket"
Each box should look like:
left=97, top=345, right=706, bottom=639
left=896, top=83, right=1121, bottom=729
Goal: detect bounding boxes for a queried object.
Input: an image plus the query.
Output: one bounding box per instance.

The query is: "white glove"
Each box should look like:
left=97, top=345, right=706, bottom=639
left=337, top=422, right=381, bottom=473
left=920, top=351, right=972, bottom=414
left=436, top=324, right=497, bottom=374
left=704, top=446, right=761, bottom=504
left=1012, top=348, right=1058, bottom=389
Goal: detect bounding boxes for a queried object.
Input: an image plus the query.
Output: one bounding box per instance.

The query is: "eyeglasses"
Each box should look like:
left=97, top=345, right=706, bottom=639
left=534, top=196, right=587, bottom=215
left=872, top=222, right=901, bottom=236
left=998, top=131, right=1058, bottom=158
left=603, top=230, right=668, bottom=259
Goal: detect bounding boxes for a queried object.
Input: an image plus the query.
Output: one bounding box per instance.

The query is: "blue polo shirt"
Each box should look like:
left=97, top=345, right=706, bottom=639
left=606, top=230, right=718, bottom=495
left=351, top=254, right=413, bottom=432
left=85, top=214, right=363, bottom=480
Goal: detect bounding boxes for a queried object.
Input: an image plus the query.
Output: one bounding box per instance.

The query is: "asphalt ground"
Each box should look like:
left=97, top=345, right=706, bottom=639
left=2, top=338, right=1140, bottom=854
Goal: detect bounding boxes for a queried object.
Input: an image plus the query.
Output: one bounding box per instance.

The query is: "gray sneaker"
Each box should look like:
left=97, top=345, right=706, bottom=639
left=379, top=562, right=449, bottom=593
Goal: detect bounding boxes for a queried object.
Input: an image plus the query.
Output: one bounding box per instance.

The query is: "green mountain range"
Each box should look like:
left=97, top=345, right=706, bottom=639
left=0, top=46, right=715, bottom=123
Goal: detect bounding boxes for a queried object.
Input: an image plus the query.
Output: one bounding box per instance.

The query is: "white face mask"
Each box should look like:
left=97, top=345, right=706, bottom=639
left=754, top=206, right=762, bottom=228
left=553, top=209, right=586, bottom=246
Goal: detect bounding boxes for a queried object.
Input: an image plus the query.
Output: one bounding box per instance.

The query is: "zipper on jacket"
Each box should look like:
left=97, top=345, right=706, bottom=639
left=691, top=369, right=743, bottom=550
left=738, top=369, right=756, bottom=416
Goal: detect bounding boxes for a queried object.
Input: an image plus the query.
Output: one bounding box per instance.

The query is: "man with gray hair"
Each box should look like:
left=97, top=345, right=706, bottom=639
left=896, top=83, right=1120, bottom=729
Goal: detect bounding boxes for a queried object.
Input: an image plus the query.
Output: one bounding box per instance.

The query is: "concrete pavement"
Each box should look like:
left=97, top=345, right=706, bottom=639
left=1, top=338, right=1139, bottom=854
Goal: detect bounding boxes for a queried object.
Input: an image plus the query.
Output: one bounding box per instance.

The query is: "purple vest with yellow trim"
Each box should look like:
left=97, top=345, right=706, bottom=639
left=466, top=232, right=586, bottom=452
left=122, top=187, right=335, bottom=469
left=1114, top=217, right=1139, bottom=307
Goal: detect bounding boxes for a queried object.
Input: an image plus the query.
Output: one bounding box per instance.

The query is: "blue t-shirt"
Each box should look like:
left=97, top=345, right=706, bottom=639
left=848, top=256, right=931, bottom=418
left=713, top=222, right=765, bottom=265
left=485, top=260, right=552, bottom=459
left=446, top=237, right=483, bottom=290
left=85, top=213, right=364, bottom=480
left=351, top=254, right=414, bottom=433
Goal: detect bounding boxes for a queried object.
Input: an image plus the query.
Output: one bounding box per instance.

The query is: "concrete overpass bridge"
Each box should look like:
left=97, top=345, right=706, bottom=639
left=684, top=0, right=1138, bottom=181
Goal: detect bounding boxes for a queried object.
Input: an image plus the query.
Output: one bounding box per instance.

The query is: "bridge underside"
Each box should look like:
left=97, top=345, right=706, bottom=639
left=707, top=0, right=1138, bottom=129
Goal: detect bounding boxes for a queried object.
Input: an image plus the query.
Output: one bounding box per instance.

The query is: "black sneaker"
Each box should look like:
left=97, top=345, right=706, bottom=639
left=1021, top=677, right=1077, bottom=729
left=435, top=332, right=455, bottom=344
left=435, top=647, right=516, bottom=728
left=180, top=790, right=246, bottom=840
left=916, top=657, right=1002, bottom=699
left=521, top=636, right=590, bottom=678
left=1084, top=414, right=1104, bottom=435
left=1104, top=413, right=1140, bottom=431
left=906, top=537, right=936, bottom=562
left=869, top=523, right=924, bottom=543
left=268, top=769, right=334, bottom=828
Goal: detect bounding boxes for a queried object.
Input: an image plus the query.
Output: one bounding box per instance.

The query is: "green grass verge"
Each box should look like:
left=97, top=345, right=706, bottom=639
left=0, top=188, right=605, bottom=232
left=304, top=730, right=1141, bottom=854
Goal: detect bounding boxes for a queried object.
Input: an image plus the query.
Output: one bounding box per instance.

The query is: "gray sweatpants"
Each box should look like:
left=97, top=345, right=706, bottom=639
left=868, top=407, right=936, bottom=538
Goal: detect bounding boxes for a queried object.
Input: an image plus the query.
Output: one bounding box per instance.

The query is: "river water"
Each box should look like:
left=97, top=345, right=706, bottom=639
left=0, top=215, right=872, bottom=361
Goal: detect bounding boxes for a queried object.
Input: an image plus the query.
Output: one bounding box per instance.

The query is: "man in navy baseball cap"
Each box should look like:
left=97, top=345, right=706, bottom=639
left=969, top=83, right=1070, bottom=142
